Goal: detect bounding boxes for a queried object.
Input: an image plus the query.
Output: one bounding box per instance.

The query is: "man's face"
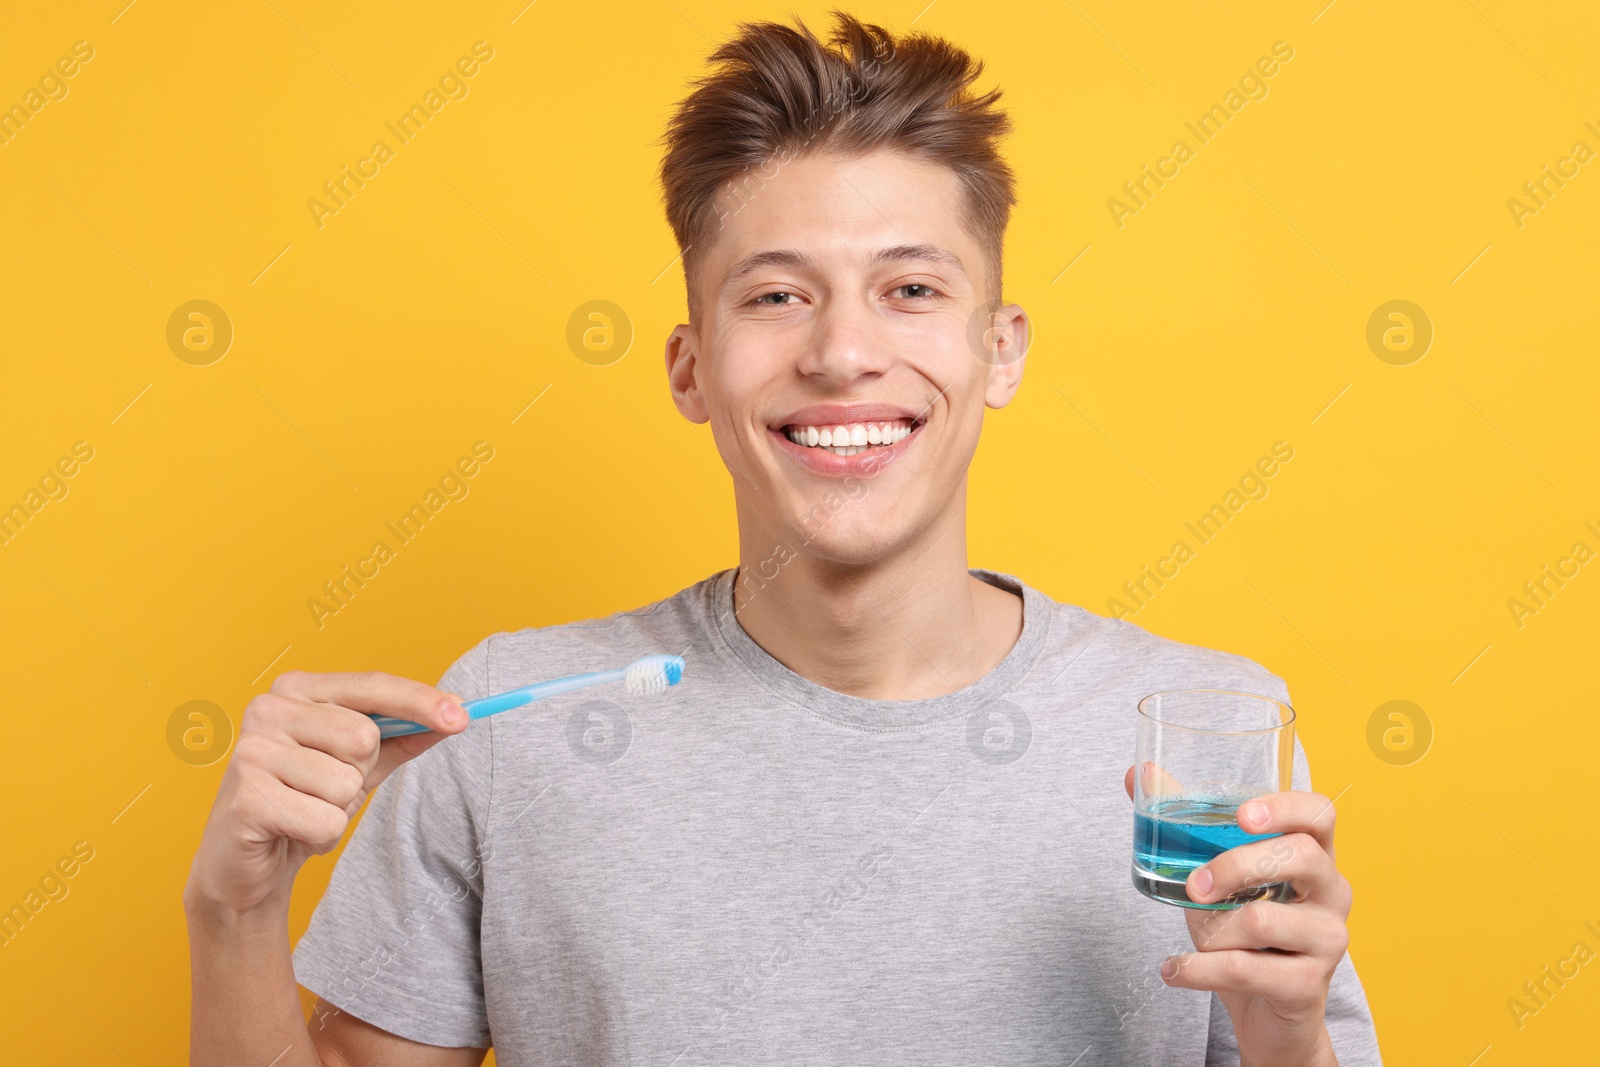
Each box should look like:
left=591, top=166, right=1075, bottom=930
left=664, top=148, right=1027, bottom=566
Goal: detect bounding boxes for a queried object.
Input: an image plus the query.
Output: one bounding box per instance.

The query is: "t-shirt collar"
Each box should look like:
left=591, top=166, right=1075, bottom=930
left=700, top=565, right=1054, bottom=730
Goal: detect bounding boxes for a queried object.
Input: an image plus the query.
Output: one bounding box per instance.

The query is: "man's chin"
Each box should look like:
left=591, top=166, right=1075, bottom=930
left=775, top=521, right=902, bottom=568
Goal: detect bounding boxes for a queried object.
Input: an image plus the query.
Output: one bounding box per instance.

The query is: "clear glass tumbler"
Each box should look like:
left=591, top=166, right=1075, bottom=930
left=1131, top=689, right=1296, bottom=910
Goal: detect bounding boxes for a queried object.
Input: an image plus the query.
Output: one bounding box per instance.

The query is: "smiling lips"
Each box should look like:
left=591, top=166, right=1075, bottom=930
left=768, top=415, right=924, bottom=477
left=768, top=403, right=928, bottom=474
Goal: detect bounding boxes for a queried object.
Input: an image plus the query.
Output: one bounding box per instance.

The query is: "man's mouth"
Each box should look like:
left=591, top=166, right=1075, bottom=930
left=780, top=417, right=920, bottom=457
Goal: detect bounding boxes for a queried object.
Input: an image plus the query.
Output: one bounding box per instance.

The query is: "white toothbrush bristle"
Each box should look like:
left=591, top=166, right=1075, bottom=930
left=623, top=654, right=684, bottom=695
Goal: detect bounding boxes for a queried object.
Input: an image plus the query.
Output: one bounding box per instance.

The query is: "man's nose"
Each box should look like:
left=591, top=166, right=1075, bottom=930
left=794, top=297, right=893, bottom=386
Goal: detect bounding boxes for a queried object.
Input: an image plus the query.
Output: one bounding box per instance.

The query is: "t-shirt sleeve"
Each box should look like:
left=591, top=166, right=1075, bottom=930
left=1204, top=673, right=1384, bottom=1065
left=291, top=636, right=497, bottom=1049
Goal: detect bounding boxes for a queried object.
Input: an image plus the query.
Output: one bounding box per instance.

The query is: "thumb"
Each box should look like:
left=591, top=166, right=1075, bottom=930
left=1127, top=760, right=1187, bottom=800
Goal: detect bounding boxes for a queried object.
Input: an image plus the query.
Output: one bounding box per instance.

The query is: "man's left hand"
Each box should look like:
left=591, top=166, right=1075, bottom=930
left=1124, top=768, right=1350, bottom=1067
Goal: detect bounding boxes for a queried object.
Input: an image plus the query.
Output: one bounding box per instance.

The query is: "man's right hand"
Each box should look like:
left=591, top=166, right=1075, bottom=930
left=183, top=670, right=469, bottom=917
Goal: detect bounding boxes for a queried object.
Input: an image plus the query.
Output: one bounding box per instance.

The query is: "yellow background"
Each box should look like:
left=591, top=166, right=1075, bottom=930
left=2, top=0, right=1596, bottom=1062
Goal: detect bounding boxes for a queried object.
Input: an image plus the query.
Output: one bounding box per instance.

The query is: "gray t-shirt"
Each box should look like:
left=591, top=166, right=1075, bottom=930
left=293, top=567, right=1382, bottom=1065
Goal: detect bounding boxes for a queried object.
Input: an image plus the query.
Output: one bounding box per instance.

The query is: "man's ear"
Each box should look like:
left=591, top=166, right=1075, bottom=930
left=664, top=323, right=710, bottom=424
left=983, top=303, right=1029, bottom=410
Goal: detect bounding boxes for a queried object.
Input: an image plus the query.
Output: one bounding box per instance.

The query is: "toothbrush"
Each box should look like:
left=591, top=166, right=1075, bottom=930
left=367, top=653, right=686, bottom=739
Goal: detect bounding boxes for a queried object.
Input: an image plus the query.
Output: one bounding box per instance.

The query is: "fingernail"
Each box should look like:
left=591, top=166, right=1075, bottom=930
left=441, top=701, right=465, bottom=724
left=1242, top=801, right=1268, bottom=828
left=1189, top=867, right=1213, bottom=898
left=1160, top=957, right=1179, bottom=981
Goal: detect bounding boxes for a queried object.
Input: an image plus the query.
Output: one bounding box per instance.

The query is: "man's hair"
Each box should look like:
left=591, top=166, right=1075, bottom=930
left=657, top=10, right=1016, bottom=323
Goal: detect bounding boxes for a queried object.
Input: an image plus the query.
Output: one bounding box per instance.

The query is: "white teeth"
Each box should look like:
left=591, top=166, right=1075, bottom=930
left=782, top=419, right=917, bottom=453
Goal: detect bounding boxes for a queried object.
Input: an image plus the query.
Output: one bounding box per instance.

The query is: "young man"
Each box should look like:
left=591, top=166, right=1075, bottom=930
left=185, top=12, right=1381, bottom=1066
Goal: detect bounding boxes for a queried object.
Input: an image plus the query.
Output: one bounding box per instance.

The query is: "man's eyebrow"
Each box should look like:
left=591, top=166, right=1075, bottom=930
left=722, top=249, right=817, bottom=288
left=870, top=243, right=968, bottom=278
left=721, top=243, right=968, bottom=289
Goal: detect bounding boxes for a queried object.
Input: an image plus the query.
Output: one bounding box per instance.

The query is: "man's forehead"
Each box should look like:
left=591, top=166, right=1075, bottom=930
left=708, top=150, right=964, bottom=250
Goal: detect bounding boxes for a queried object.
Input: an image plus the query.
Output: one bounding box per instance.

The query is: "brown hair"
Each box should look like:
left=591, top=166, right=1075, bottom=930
left=657, top=10, right=1017, bottom=322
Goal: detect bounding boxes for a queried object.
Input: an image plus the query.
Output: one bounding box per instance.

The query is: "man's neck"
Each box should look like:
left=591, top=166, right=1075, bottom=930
left=729, top=525, right=1025, bottom=701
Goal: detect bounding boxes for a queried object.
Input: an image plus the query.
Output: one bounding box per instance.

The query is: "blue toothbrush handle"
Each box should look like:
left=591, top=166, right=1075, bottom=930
left=368, top=713, right=466, bottom=740
left=368, top=668, right=626, bottom=739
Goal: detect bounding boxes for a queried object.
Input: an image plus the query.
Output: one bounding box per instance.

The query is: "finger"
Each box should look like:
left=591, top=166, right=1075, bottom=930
left=1188, top=832, right=1340, bottom=907
left=271, top=696, right=456, bottom=793
left=1159, top=946, right=1326, bottom=1003
left=1234, top=789, right=1339, bottom=861
left=246, top=779, right=352, bottom=854
left=268, top=741, right=367, bottom=811
left=1126, top=761, right=1185, bottom=799
left=1182, top=899, right=1349, bottom=956
left=242, top=693, right=446, bottom=795
left=269, top=670, right=467, bottom=735
left=245, top=694, right=384, bottom=771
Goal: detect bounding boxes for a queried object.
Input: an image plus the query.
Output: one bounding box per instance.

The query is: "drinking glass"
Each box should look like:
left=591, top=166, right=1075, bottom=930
left=1131, top=689, right=1296, bottom=910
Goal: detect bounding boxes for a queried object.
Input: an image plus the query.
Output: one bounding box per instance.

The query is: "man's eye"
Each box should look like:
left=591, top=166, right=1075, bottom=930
left=893, top=284, right=940, bottom=299
left=753, top=291, right=797, bottom=306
